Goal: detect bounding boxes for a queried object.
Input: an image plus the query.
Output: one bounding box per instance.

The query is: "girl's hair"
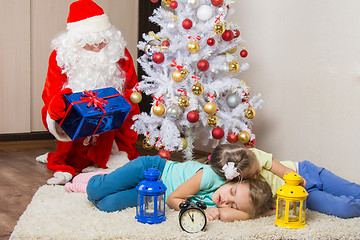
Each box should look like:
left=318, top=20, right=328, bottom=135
left=199, top=144, right=257, bottom=181
left=245, top=179, right=274, bottom=218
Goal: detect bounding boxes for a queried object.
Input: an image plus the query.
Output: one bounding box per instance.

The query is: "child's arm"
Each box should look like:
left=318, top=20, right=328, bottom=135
left=270, top=158, right=306, bottom=187
left=217, top=208, right=251, bottom=222
left=166, top=169, right=203, bottom=211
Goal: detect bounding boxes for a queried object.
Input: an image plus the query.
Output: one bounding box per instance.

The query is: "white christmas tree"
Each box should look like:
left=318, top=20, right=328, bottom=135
left=131, top=0, right=263, bottom=160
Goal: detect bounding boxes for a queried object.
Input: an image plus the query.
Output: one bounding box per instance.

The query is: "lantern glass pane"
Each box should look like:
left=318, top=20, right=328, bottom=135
left=157, top=195, right=165, bottom=216
left=289, top=201, right=299, bottom=222
left=144, top=195, right=155, bottom=216
left=277, top=199, right=285, bottom=219
left=136, top=193, right=141, bottom=216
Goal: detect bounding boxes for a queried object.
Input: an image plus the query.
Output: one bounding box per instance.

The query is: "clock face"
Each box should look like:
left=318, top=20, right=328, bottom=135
left=179, top=208, right=207, bottom=233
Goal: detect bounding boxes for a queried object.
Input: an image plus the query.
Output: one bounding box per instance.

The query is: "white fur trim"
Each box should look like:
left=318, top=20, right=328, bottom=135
left=67, top=14, right=111, bottom=34
left=46, top=113, right=72, bottom=142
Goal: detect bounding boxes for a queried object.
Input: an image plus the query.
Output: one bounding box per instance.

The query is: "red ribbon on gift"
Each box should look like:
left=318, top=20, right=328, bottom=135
left=59, top=89, right=121, bottom=137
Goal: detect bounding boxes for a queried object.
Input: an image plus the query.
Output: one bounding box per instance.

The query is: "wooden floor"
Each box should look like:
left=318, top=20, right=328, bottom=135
left=0, top=138, right=208, bottom=239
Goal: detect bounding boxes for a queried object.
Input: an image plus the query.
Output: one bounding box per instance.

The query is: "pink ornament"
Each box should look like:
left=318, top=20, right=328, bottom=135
left=207, top=38, right=215, bottom=46
left=150, top=0, right=158, bottom=3
left=182, top=19, right=193, bottom=30
left=197, top=59, right=209, bottom=71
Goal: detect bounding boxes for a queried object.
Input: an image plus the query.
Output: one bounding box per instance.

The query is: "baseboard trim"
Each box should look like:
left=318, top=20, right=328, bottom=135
left=0, top=132, right=55, bottom=142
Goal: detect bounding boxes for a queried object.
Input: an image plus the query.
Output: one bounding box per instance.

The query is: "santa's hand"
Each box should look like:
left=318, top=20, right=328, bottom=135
left=48, top=88, right=72, bottom=120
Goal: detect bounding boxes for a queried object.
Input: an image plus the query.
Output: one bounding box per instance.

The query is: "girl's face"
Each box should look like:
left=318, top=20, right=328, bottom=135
left=212, top=182, right=252, bottom=212
left=242, top=161, right=261, bottom=180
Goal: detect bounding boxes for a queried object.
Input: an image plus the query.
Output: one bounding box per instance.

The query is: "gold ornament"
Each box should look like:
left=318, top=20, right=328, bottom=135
left=238, top=131, right=250, bottom=143
left=172, top=70, right=184, bottom=82
left=229, top=60, right=239, bottom=72
left=152, top=103, right=165, bottom=116
left=207, top=115, right=218, bottom=127
left=163, top=0, right=171, bottom=4
left=191, top=82, right=204, bottom=95
left=143, top=136, right=154, bottom=150
left=187, top=40, right=200, bottom=54
left=214, top=22, right=226, bottom=34
left=204, top=102, right=217, bottom=114
left=180, top=68, right=189, bottom=78
left=245, top=106, right=256, bottom=119
left=227, top=46, right=237, bottom=54
left=130, top=91, right=142, bottom=104
left=180, top=137, right=188, bottom=150
left=178, top=95, right=190, bottom=108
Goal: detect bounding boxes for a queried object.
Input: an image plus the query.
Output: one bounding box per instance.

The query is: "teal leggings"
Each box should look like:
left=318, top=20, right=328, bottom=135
left=87, top=155, right=167, bottom=212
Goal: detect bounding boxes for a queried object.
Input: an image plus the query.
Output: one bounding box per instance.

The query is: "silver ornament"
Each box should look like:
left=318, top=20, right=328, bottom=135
left=197, top=5, right=213, bottom=21
left=218, top=6, right=228, bottom=15
left=144, top=40, right=158, bottom=57
left=188, top=0, right=200, bottom=8
left=226, top=93, right=242, bottom=108
left=167, top=22, right=177, bottom=31
left=166, top=105, right=183, bottom=121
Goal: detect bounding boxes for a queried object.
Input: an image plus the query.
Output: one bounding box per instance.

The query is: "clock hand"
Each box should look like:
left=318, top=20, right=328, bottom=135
left=188, top=213, right=194, bottom=222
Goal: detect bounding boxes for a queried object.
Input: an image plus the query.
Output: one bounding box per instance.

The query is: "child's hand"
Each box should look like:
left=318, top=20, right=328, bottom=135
left=300, top=177, right=307, bottom=188
left=205, top=207, right=220, bottom=221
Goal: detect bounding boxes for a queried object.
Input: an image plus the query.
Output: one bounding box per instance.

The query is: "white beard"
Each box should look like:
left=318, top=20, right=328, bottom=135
left=52, top=27, right=127, bottom=93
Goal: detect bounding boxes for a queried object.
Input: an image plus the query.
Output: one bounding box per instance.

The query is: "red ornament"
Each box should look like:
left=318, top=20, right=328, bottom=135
left=158, top=149, right=171, bottom=159
left=152, top=52, right=165, bottom=64
left=244, top=139, right=256, bottom=148
left=207, top=38, right=215, bottom=46
left=197, top=59, right=209, bottom=71
left=212, top=127, right=224, bottom=139
left=182, top=19, right=193, bottom=30
left=233, top=29, right=240, bottom=38
left=187, top=110, right=199, bottom=123
left=222, top=30, right=234, bottom=41
left=162, top=40, right=170, bottom=47
left=240, top=49, right=248, bottom=58
left=150, top=0, right=158, bottom=2
left=211, top=0, right=223, bottom=6
left=227, top=132, right=238, bottom=143
left=169, top=1, right=178, bottom=9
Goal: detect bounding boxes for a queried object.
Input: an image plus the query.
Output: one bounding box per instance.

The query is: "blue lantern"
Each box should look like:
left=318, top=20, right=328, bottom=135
left=136, top=168, right=167, bottom=224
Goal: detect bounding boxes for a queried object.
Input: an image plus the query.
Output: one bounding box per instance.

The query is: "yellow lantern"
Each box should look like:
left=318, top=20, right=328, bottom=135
left=275, top=173, right=308, bottom=229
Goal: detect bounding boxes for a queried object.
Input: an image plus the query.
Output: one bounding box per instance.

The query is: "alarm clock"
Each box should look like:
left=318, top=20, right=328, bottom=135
left=178, top=195, right=207, bottom=233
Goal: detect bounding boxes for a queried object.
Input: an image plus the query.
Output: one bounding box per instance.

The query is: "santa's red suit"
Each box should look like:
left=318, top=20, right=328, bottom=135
left=40, top=0, right=139, bottom=184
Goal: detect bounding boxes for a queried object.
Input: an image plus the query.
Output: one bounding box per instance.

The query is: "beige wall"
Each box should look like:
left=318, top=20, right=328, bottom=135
left=225, top=1, right=360, bottom=182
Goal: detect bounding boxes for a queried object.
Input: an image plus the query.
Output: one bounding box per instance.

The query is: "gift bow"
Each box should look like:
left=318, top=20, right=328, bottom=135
left=81, top=90, right=109, bottom=110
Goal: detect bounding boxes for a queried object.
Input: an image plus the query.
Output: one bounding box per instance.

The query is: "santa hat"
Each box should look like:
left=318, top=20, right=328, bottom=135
left=66, top=0, right=111, bottom=34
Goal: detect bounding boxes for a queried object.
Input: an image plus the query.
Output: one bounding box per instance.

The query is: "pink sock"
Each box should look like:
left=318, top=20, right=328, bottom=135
left=64, top=171, right=107, bottom=193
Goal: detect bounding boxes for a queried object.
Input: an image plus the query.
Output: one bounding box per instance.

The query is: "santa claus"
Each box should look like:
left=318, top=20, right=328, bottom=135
left=38, top=0, right=140, bottom=185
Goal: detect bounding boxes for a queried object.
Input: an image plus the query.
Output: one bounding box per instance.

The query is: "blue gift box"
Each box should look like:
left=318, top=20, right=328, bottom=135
left=57, top=87, right=132, bottom=141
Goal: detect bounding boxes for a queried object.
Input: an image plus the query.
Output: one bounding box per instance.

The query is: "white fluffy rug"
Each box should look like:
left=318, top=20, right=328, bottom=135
left=10, top=185, right=360, bottom=240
